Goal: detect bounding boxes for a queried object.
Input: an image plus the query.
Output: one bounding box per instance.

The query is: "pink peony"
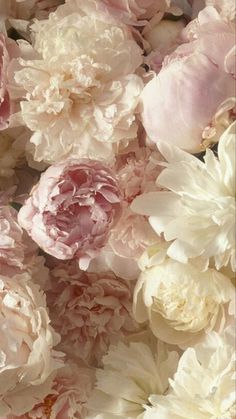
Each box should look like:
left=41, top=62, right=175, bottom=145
left=6, top=361, right=94, bottom=419
left=0, top=34, right=18, bottom=130
left=141, top=6, right=236, bottom=152
left=98, top=0, right=170, bottom=25
left=18, top=159, right=122, bottom=270
left=45, top=260, right=137, bottom=365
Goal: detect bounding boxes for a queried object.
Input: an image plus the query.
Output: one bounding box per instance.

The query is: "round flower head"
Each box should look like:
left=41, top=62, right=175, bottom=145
left=45, top=260, right=137, bottom=365
left=132, top=122, right=236, bottom=271
left=0, top=272, right=64, bottom=417
left=140, top=6, right=235, bottom=152
left=18, top=159, right=122, bottom=270
left=133, top=258, right=235, bottom=347
left=11, top=0, right=143, bottom=164
left=145, top=327, right=236, bottom=418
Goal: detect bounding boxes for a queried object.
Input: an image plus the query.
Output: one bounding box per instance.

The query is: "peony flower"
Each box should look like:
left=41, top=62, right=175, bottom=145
left=6, top=361, right=94, bottom=419
left=140, top=6, right=235, bottom=152
left=0, top=33, right=19, bottom=130
left=0, top=272, right=64, bottom=416
left=18, top=159, right=122, bottom=270
left=88, top=333, right=179, bottom=418
left=133, top=258, right=235, bottom=347
left=10, top=1, right=143, bottom=164
left=145, top=327, right=236, bottom=418
left=97, top=0, right=170, bottom=25
left=132, top=122, right=236, bottom=271
left=45, top=260, right=137, bottom=365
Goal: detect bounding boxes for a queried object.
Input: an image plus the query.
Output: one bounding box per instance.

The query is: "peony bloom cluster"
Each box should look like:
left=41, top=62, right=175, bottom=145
left=0, top=272, right=64, bottom=417
left=45, top=260, right=137, bottom=365
left=18, top=159, right=122, bottom=270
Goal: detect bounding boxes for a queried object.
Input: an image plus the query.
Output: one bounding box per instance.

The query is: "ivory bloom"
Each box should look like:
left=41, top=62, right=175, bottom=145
left=88, top=334, right=179, bottom=418
left=133, top=259, right=235, bottom=347
left=144, top=327, right=236, bottom=418
left=11, top=1, right=143, bottom=164
left=0, top=272, right=64, bottom=416
left=132, top=122, right=236, bottom=271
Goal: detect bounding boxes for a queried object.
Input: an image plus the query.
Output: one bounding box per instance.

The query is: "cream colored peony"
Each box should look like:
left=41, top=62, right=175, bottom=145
left=88, top=333, right=179, bottom=418
left=11, top=0, right=143, bottom=164
left=144, top=327, right=236, bottom=418
left=0, top=272, right=64, bottom=416
left=132, top=121, right=236, bottom=271
left=133, top=258, right=235, bottom=347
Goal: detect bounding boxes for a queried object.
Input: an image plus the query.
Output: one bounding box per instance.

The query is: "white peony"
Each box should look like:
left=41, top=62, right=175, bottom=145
left=133, top=258, right=235, bottom=347
left=0, top=272, right=64, bottom=416
left=11, top=0, right=143, bottom=164
left=144, top=327, right=236, bottom=418
left=88, top=333, right=179, bottom=418
left=131, top=122, right=236, bottom=271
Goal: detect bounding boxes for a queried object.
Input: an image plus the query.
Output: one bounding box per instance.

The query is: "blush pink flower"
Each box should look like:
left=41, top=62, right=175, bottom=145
left=141, top=6, right=235, bottom=152
left=6, top=361, right=94, bottom=419
left=45, top=260, right=137, bottom=365
left=98, top=0, right=170, bottom=25
left=0, top=34, right=19, bottom=130
left=18, top=159, right=122, bottom=270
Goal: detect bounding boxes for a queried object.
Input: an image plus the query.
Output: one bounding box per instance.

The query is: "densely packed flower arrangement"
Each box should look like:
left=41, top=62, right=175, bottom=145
left=0, top=0, right=235, bottom=418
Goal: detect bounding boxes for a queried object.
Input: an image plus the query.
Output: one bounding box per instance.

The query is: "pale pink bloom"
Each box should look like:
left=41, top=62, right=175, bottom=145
left=0, top=34, right=19, bottom=130
left=46, top=260, right=137, bottom=365
left=206, top=0, right=235, bottom=20
left=0, top=271, right=64, bottom=417
left=6, top=361, right=94, bottom=419
left=18, top=159, right=122, bottom=270
left=97, top=0, right=170, bottom=25
left=141, top=6, right=235, bottom=152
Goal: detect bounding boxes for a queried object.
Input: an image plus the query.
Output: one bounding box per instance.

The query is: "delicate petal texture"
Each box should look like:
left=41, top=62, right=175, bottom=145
left=206, top=0, right=236, bottom=21
left=0, top=0, right=64, bottom=20
left=0, top=272, right=64, bottom=416
left=10, top=1, right=143, bottom=163
left=132, top=123, right=236, bottom=271
left=0, top=204, right=42, bottom=276
left=146, top=327, right=236, bottom=418
left=45, top=260, right=137, bottom=365
left=141, top=6, right=235, bottom=151
left=18, top=159, right=122, bottom=269
left=97, top=0, right=170, bottom=25
left=133, top=258, right=235, bottom=347
left=88, top=334, right=179, bottom=418
left=0, top=34, right=19, bottom=130
left=7, top=361, right=94, bottom=419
